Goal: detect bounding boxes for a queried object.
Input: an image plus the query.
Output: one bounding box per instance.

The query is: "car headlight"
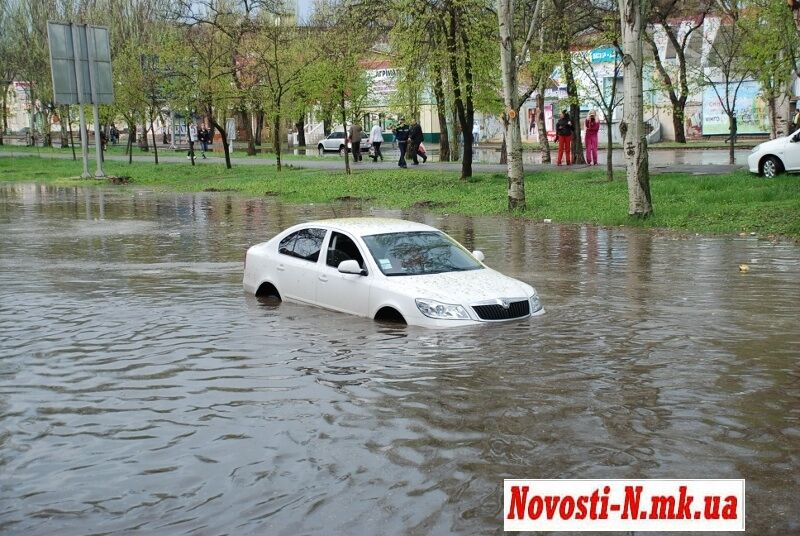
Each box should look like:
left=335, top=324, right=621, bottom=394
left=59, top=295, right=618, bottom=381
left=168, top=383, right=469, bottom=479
left=415, top=298, right=470, bottom=320
left=530, top=293, right=543, bottom=313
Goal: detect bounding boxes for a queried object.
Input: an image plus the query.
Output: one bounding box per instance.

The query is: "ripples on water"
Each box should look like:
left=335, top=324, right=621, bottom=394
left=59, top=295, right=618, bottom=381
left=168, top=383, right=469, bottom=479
left=0, top=184, right=798, bottom=534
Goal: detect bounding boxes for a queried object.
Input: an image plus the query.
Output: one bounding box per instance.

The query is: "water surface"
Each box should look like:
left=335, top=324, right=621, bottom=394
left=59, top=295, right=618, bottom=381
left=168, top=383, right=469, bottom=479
left=0, top=184, right=798, bottom=534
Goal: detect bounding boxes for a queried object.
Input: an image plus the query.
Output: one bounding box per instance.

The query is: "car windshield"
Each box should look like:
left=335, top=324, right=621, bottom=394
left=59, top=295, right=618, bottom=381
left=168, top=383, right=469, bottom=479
left=362, top=231, right=483, bottom=276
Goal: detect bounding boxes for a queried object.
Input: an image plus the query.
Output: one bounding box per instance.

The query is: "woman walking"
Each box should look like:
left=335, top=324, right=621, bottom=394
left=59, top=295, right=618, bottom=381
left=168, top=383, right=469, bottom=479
left=555, top=110, right=573, bottom=165
left=584, top=111, right=600, bottom=165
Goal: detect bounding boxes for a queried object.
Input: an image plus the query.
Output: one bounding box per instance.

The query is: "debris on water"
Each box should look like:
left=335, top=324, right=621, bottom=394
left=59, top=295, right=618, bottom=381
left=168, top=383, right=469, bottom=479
left=106, top=176, right=132, bottom=185
left=739, top=264, right=750, bottom=273
left=543, top=218, right=552, bottom=223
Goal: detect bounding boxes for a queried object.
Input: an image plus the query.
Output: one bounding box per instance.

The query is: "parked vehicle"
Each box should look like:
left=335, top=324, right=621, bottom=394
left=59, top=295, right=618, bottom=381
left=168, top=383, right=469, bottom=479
left=243, top=218, right=544, bottom=328
left=748, top=132, right=800, bottom=178
left=317, top=131, right=371, bottom=156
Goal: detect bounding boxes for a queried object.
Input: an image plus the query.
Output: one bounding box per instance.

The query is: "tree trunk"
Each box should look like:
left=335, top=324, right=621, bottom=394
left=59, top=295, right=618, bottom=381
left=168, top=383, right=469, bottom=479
left=340, top=91, right=350, bottom=175
left=447, top=8, right=473, bottom=179
left=728, top=112, right=736, bottom=165
left=606, top=118, right=614, bottom=182
left=274, top=114, right=282, bottom=171
left=296, top=112, right=306, bottom=147
left=498, top=0, right=525, bottom=209
left=151, top=116, right=159, bottom=165
left=0, top=83, right=7, bottom=145
left=208, top=105, right=232, bottom=169
left=563, top=54, right=585, bottom=164
left=126, top=119, right=134, bottom=164
left=59, top=106, right=69, bottom=149
left=138, top=124, right=149, bottom=151
left=671, top=103, right=686, bottom=143
left=536, top=91, right=550, bottom=163
left=243, top=109, right=256, bottom=156
left=768, top=95, right=777, bottom=139
left=66, top=106, right=76, bottom=161
left=433, top=65, right=450, bottom=161
left=619, top=0, right=653, bottom=217
left=255, top=109, right=264, bottom=145
left=451, top=104, right=461, bottom=161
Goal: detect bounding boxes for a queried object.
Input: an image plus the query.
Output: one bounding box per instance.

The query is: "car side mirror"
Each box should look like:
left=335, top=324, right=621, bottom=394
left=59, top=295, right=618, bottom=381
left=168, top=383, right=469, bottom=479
left=792, top=134, right=800, bottom=143
left=472, top=250, right=485, bottom=262
left=338, top=259, right=365, bottom=275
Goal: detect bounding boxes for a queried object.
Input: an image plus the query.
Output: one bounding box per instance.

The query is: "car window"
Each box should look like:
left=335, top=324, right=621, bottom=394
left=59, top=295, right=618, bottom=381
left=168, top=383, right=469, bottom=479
left=362, top=231, right=483, bottom=276
left=279, top=228, right=327, bottom=262
left=330, top=132, right=344, bottom=139
left=326, top=232, right=366, bottom=270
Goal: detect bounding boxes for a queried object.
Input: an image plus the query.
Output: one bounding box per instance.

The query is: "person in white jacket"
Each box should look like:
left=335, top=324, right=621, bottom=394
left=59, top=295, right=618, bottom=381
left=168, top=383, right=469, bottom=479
left=369, top=123, right=384, bottom=162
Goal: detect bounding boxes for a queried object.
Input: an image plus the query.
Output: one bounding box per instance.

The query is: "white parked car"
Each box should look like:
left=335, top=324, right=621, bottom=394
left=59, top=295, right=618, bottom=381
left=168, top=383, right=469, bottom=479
left=317, top=131, right=371, bottom=156
left=748, top=131, right=800, bottom=178
left=243, top=218, right=544, bottom=328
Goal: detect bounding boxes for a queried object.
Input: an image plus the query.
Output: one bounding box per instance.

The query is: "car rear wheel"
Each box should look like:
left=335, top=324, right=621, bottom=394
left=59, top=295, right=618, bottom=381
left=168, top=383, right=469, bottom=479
left=317, top=144, right=325, bottom=155
left=761, top=156, right=782, bottom=178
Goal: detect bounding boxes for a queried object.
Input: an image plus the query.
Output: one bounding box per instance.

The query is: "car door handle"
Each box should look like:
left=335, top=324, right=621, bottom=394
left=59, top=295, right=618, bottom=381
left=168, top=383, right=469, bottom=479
left=318, top=275, right=328, bottom=282
left=276, top=264, right=285, bottom=272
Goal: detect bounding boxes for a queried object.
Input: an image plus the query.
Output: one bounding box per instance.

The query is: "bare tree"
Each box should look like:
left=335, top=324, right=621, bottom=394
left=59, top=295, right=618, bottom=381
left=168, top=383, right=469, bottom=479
left=644, top=0, right=710, bottom=143
left=497, top=0, right=543, bottom=209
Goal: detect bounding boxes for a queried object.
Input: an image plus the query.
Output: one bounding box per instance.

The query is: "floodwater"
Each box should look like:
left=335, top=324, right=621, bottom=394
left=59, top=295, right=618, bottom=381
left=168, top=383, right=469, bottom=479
left=1, top=184, right=798, bottom=535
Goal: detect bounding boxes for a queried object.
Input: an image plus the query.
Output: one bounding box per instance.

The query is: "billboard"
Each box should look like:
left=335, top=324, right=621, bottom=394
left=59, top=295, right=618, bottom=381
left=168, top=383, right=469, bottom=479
left=701, top=81, right=769, bottom=135
left=47, top=22, right=113, bottom=105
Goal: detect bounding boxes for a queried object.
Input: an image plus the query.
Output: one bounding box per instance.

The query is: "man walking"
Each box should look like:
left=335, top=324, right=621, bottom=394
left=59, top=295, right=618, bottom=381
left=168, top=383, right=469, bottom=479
left=187, top=121, right=198, bottom=160
left=408, top=118, right=425, bottom=164
left=348, top=122, right=363, bottom=162
left=199, top=125, right=211, bottom=159
left=369, top=122, right=384, bottom=162
left=393, top=118, right=410, bottom=168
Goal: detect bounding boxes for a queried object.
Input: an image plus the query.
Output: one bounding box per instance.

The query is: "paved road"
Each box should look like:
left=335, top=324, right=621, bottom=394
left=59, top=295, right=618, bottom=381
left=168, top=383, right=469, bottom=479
left=2, top=148, right=748, bottom=176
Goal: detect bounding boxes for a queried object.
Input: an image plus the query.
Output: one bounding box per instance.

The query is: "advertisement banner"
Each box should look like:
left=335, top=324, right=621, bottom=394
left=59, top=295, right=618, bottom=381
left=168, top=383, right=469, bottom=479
left=702, top=81, right=769, bottom=135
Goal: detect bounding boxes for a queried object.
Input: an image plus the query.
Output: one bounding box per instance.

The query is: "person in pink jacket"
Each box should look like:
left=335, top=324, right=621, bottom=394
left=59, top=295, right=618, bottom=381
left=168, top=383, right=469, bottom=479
left=584, top=111, right=600, bottom=165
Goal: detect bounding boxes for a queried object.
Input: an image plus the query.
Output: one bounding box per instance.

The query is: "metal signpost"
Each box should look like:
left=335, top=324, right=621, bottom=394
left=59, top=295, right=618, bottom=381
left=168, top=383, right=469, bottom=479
left=47, top=22, right=113, bottom=178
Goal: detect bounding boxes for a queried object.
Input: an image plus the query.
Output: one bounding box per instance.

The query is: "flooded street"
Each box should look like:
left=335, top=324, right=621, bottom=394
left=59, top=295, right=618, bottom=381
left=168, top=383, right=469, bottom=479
left=1, top=184, right=798, bottom=534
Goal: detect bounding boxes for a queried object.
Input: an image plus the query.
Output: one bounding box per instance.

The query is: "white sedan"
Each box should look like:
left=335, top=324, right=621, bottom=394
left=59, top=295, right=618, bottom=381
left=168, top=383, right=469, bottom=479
left=748, top=131, right=800, bottom=178
left=243, top=218, right=544, bottom=328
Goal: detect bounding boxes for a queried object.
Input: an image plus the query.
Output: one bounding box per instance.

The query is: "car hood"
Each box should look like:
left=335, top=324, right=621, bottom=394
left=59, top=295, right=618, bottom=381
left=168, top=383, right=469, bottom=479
left=755, top=137, right=788, bottom=152
left=384, top=268, right=535, bottom=303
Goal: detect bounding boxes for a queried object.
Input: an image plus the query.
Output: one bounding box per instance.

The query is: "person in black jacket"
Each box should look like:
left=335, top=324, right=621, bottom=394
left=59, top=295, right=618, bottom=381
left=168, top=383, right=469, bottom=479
left=408, top=118, right=426, bottom=164
left=393, top=118, right=410, bottom=168
left=555, top=110, right=573, bottom=165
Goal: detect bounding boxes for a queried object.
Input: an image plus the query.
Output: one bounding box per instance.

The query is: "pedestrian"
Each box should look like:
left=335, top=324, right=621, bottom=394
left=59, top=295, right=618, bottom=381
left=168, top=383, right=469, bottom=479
left=793, top=107, right=800, bottom=133
left=408, top=118, right=425, bottom=165
left=199, top=125, right=211, bottom=159
left=584, top=110, right=600, bottom=165
left=348, top=122, right=363, bottom=162
left=555, top=110, right=573, bottom=165
left=369, top=122, right=384, bottom=162
left=187, top=121, right=198, bottom=160
left=472, top=122, right=480, bottom=146
left=392, top=117, right=410, bottom=168
left=110, top=125, right=119, bottom=145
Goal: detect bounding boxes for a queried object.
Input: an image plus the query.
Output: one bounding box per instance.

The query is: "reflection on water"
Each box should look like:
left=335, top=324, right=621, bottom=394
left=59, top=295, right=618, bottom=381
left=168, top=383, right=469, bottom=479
left=1, top=184, right=798, bottom=534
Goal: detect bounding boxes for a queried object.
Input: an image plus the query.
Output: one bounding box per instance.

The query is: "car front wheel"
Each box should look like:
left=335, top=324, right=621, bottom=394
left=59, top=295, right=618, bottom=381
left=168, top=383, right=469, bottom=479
left=761, top=156, right=782, bottom=178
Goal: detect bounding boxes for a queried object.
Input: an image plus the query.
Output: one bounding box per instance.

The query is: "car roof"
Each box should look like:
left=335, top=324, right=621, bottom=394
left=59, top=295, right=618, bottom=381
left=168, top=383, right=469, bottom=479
left=302, top=218, right=438, bottom=237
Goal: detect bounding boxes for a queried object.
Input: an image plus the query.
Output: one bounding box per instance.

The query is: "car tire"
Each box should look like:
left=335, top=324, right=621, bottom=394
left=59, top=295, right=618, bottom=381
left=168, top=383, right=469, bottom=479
left=339, top=145, right=346, bottom=157
left=318, top=144, right=325, bottom=155
left=761, top=156, right=782, bottom=178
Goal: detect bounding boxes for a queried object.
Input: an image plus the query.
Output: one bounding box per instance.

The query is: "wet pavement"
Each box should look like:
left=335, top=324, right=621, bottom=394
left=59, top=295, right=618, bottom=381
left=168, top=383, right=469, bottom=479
left=1, top=184, right=798, bottom=534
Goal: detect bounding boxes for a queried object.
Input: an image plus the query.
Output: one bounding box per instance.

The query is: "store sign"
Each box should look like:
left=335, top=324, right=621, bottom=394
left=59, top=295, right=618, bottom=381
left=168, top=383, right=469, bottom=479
left=591, top=47, right=619, bottom=64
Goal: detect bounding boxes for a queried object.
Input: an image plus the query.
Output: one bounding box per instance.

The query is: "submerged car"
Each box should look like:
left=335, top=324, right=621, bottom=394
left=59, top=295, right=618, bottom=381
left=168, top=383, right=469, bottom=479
left=748, top=131, right=800, bottom=178
left=243, top=218, right=544, bottom=328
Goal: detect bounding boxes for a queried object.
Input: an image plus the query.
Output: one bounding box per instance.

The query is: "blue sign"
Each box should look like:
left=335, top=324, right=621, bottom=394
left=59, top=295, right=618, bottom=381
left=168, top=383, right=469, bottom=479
left=591, top=47, right=619, bottom=64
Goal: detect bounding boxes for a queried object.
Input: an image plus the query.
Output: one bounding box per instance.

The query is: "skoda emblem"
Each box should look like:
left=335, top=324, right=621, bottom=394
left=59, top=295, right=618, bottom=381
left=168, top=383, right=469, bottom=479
left=497, top=299, right=511, bottom=309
